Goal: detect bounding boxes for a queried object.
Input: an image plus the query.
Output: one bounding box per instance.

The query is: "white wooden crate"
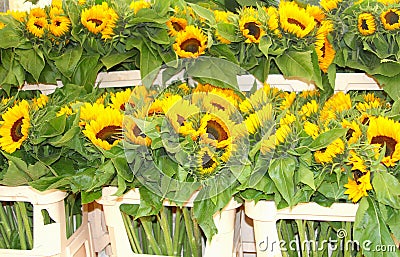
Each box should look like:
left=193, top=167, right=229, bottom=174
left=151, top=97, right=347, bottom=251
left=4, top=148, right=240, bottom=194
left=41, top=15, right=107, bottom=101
left=96, top=187, right=242, bottom=257
left=0, top=186, right=95, bottom=257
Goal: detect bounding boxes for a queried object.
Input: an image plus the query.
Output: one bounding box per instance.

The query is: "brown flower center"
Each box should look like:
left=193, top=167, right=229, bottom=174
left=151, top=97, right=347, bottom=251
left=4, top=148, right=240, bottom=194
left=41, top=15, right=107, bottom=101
left=244, top=22, right=261, bottom=39
left=206, top=120, right=228, bottom=142
left=346, top=129, right=355, bottom=141
left=96, top=125, right=122, bottom=144
left=181, top=38, right=201, bottom=53
left=11, top=118, right=24, bottom=142
left=34, top=20, right=44, bottom=29
left=172, top=21, right=184, bottom=32
left=384, top=11, right=399, bottom=25
left=55, top=20, right=61, bottom=27
left=88, top=18, right=103, bottom=27
left=353, top=169, right=364, bottom=185
left=202, top=152, right=215, bottom=169
left=371, top=135, right=397, bottom=157
left=287, top=18, right=306, bottom=30
left=361, top=19, right=369, bottom=30
left=133, top=125, right=146, bottom=138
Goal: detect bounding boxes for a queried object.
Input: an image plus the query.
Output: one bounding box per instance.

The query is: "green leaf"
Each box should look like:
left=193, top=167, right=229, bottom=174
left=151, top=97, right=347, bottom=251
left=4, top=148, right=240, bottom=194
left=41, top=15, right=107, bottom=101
left=0, top=161, right=31, bottom=186
left=307, top=128, right=348, bottom=151
left=52, top=47, right=83, bottom=78
left=15, top=48, right=45, bottom=81
left=296, top=163, right=316, bottom=190
left=187, top=3, right=216, bottom=24
left=387, top=210, right=400, bottom=241
left=50, top=126, right=81, bottom=147
left=216, top=23, right=242, bottom=43
left=354, top=197, right=398, bottom=257
left=112, top=157, right=133, bottom=182
left=72, top=54, right=102, bottom=92
left=268, top=157, right=296, bottom=206
left=81, top=190, right=102, bottom=204
left=101, top=52, right=135, bottom=70
left=140, top=43, right=162, bottom=81
left=153, top=0, right=171, bottom=16
left=40, top=115, right=66, bottom=138
left=372, top=172, right=400, bottom=209
left=0, top=27, right=22, bottom=48
left=275, top=51, right=314, bottom=83
left=27, top=162, right=50, bottom=181
left=259, top=36, right=272, bottom=57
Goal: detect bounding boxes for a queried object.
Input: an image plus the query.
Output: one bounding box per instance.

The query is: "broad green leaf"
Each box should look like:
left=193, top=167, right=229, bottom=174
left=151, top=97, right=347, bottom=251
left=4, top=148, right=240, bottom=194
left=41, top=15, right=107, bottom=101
left=387, top=210, right=400, bottom=241
left=354, top=197, right=398, bottom=257
left=72, top=54, right=102, bottom=92
left=216, top=23, right=242, bottom=43
left=112, top=157, right=133, bottom=182
left=268, top=157, right=296, bottom=206
left=81, top=190, right=102, bottom=204
left=259, top=36, right=272, bottom=57
left=153, top=0, right=171, bottom=16
left=307, top=128, right=348, bottom=151
left=15, top=48, right=45, bottom=81
left=275, top=51, right=314, bottom=83
left=0, top=27, right=22, bottom=48
left=101, top=51, right=135, bottom=70
left=0, top=161, right=31, bottom=186
left=40, top=115, right=66, bottom=138
left=140, top=43, right=162, bottom=81
left=52, top=47, right=83, bottom=78
left=50, top=126, right=81, bottom=147
left=188, top=3, right=216, bottom=24
left=296, top=163, right=316, bottom=190
left=27, top=162, right=50, bottom=181
left=372, top=172, right=400, bottom=209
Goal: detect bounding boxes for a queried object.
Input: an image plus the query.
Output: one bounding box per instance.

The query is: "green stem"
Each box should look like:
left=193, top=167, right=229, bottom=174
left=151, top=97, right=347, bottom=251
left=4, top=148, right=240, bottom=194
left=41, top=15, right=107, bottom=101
left=0, top=204, right=11, bottom=245
left=191, top=208, right=202, bottom=257
left=277, top=221, right=289, bottom=257
left=173, top=208, right=182, bottom=256
left=121, top=213, right=139, bottom=253
left=0, top=220, right=10, bottom=248
left=183, top=207, right=198, bottom=257
left=296, top=220, right=307, bottom=257
left=132, top=219, right=142, bottom=254
left=14, top=203, right=27, bottom=250
left=344, top=222, right=352, bottom=257
left=177, top=209, right=186, bottom=256
left=140, top=217, right=162, bottom=255
left=159, top=206, right=174, bottom=256
left=17, top=202, right=33, bottom=249
left=76, top=213, right=82, bottom=229
left=5, top=205, right=15, bottom=231
left=307, top=221, right=317, bottom=257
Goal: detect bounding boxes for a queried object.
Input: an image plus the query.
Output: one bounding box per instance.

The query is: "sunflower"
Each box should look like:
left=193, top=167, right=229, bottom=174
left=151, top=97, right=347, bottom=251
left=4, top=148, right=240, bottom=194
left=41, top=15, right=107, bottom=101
left=49, top=15, right=71, bottom=37
left=314, top=138, right=345, bottom=164
left=377, top=0, right=400, bottom=4
left=32, top=94, right=48, bottom=109
left=197, top=147, right=219, bottom=176
left=110, top=88, right=131, bottom=111
left=260, top=135, right=277, bottom=155
left=320, top=92, right=351, bottom=122
left=306, top=5, right=326, bottom=24
left=200, top=112, right=233, bottom=148
left=0, top=22, right=5, bottom=30
left=9, top=10, right=27, bottom=22
left=299, top=90, right=319, bottom=99
left=315, top=21, right=335, bottom=73
left=51, top=0, right=62, bottom=9
left=380, top=9, right=400, bottom=30
left=80, top=102, right=105, bottom=126
left=173, top=26, right=207, bottom=58
left=124, top=116, right=151, bottom=146
left=266, top=7, right=280, bottom=35
left=275, top=124, right=291, bottom=145
left=358, top=13, right=376, bottom=36
left=239, top=7, right=265, bottom=43
left=0, top=100, right=30, bottom=153
left=83, top=108, right=123, bottom=150
left=244, top=104, right=273, bottom=135
left=130, top=0, right=151, bottom=14
left=280, top=92, right=296, bottom=110
left=56, top=106, right=73, bottom=117
left=319, top=0, right=343, bottom=12
left=344, top=171, right=372, bottom=203
left=81, top=3, right=118, bottom=39
left=49, top=7, right=64, bottom=19
left=279, top=1, right=316, bottom=38
left=192, top=92, right=237, bottom=115
left=27, top=17, right=48, bottom=38
left=342, top=120, right=362, bottom=145
left=214, top=10, right=233, bottom=44
left=304, top=121, right=319, bottom=139
left=29, top=8, right=46, bottom=19
left=347, top=151, right=367, bottom=173
left=367, top=116, right=400, bottom=167
left=299, top=100, right=318, bottom=119
left=78, top=0, right=86, bottom=5
left=166, top=17, right=187, bottom=36
left=165, top=99, right=200, bottom=133
left=279, top=112, right=296, bottom=126
left=356, top=94, right=382, bottom=111
left=194, top=83, right=242, bottom=105
left=359, top=112, right=372, bottom=125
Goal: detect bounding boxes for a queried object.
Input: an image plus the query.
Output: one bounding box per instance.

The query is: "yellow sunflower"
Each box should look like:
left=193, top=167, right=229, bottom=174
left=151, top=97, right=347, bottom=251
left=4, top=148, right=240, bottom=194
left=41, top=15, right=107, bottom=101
left=194, top=83, right=242, bottom=105
left=299, top=100, right=318, bottom=119
left=124, top=116, right=151, bottom=146
left=78, top=0, right=86, bottom=5
left=320, top=0, right=343, bottom=12
left=83, top=108, right=123, bottom=150
left=27, top=17, right=48, bottom=38
left=314, top=138, right=345, bottom=164
left=214, top=10, right=233, bottom=44
left=32, top=94, right=48, bottom=109
left=197, top=147, right=219, bottom=176
left=280, top=92, right=296, bottom=110
left=342, top=120, right=362, bottom=145
left=320, top=92, right=351, bottom=122
left=165, top=99, right=200, bottom=133
left=0, top=100, right=30, bottom=153
left=244, top=104, right=273, bottom=135
left=306, top=5, right=326, bottom=24
left=29, top=8, right=46, bottom=19
left=173, top=26, right=207, bottom=58
left=304, top=121, right=319, bottom=139
left=56, top=106, right=73, bottom=117
left=166, top=17, right=187, bottom=36
left=199, top=112, right=234, bottom=148
left=279, top=112, right=296, bottom=126
left=279, top=1, right=316, bottom=38
left=49, top=15, right=71, bottom=37
left=130, top=0, right=151, bottom=14
left=110, top=88, right=131, bottom=111
left=300, top=90, right=319, bottom=98
left=260, top=135, right=277, bottom=155
left=347, top=151, right=367, bottom=173
left=51, top=0, right=62, bottom=9
left=315, top=21, right=335, bottom=73
left=81, top=2, right=118, bottom=39
left=380, top=9, right=400, bottom=30
left=49, top=7, right=64, bottom=19
left=377, top=0, right=400, bottom=4
left=9, top=10, right=27, bottom=22
left=80, top=102, right=105, bottom=126
left=358, top=13, right=376, bottom=36
left=0, top=22, right=5, bottom=30
left=344, top=171, right=372, bottom=203
left=275, top=124, right=291, bottom=145
left=367, top=116, right=400, bottom=167
left=239, top=7, right=265, bottom=43
left=266, top=7, right=280, bottom=35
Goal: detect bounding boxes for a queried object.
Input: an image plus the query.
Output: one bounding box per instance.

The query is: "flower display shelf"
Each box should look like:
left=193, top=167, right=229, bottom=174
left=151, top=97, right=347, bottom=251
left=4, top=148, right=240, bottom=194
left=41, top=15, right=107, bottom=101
left=244, top=201, right=359, bottom=257
left=0, top=186, right=95, bottom=257
left=87, top=202, right=111, bottom=255
left=96, top=187, right=242, bottom=257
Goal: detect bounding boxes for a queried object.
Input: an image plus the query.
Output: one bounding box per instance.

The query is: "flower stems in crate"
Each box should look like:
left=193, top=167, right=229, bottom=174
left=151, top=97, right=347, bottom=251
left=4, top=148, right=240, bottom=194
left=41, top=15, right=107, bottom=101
left=121, top=204, right=203, bottom=257
left=0, top=201, right=33, bottom=250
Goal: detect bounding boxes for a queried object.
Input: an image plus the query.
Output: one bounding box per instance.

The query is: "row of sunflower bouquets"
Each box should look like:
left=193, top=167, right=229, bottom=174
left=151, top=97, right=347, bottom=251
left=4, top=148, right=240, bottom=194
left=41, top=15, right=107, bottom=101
left=2, top=0, right=399, bottom=76
left=0, top=81, right=398, bottom=204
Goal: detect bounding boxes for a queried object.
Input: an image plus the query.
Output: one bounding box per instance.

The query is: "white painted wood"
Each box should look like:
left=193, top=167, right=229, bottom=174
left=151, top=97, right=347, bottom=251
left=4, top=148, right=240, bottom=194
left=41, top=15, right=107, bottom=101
left=335, top=73, right=381, bottom=92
